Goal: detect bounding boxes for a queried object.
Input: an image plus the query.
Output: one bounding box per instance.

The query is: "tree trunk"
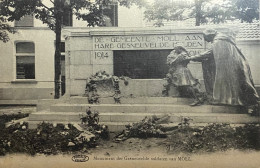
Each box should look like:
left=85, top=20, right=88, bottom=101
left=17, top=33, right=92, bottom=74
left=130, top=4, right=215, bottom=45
left=54, top=0, right=62, bottom=99
left=195, top=0, right=202, bottom=26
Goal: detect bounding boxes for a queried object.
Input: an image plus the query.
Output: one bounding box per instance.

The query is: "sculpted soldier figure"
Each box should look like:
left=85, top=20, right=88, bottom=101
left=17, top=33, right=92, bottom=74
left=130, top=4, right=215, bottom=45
left=188, top=29, right=259, bottom=110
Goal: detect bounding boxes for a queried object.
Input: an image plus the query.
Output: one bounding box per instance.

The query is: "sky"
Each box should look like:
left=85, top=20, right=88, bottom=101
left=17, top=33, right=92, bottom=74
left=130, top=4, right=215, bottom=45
left=146, top=0, right=228, bottom=5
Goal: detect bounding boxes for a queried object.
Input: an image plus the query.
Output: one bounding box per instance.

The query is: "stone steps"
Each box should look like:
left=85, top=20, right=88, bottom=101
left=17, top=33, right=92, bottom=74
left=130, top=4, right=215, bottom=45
left=36, top=97, right=194, bottom=111
left=68, top=97, right=194, bottom=105
left=28, top=96, right=259, bottom=132
left=49, top=103, right=245, bottom=114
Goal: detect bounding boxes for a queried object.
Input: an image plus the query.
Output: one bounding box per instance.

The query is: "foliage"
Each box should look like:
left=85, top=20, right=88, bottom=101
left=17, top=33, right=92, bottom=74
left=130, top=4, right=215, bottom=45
left=167, top=123, right=260, bottom=153
left=0, top=108, right=110, bottom=156
left=85, top=71, right=111, bottom=104
left=0, top=0, right=148, bottom=34
left=115, top=115, right=260, bottom=153
left=0, top=112, right=29, bottom=129
left=0, top=16, right=15, bottom=42
left=0, top=113, right=259, bottom=155
left=0, top=121, right=109, bottom=156
left=234, top=124, right=260, bottom=150
left=80, top=107, right=110, bottom=140
left=162, top=73, right=172, bottom=96
left=84, top=71, right=130, bottom=104
left=0, top=122, right=78, bottom=155
left=114, top=115, right=169, bottom=141
left=234, top=0, right=259, bottom=23
left=144, top=0, right=259, bottom=26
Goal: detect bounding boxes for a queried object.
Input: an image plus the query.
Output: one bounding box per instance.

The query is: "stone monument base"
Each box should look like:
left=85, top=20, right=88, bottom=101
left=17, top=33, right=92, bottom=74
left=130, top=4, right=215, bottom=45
left=28, top=96, right=258, bottom=132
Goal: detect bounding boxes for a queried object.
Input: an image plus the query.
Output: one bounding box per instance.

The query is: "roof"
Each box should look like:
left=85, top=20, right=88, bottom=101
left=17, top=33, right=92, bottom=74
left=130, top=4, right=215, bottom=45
left=145, top=19, right=260, bottom=40
left=235, top=21, right=259, bottom=39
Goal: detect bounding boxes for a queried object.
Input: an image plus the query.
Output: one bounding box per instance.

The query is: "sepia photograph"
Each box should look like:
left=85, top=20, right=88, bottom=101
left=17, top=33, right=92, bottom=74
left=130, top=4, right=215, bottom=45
left=0, top=0, right=259, bottom=167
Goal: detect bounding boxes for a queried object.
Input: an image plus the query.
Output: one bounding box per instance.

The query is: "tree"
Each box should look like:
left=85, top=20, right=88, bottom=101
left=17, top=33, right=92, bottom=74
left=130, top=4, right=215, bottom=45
left=0, top=0, right=147, bottom=98
left=235, top=0, right=259, bottom=23
left=144, top=0, right=259, bottom=26
left=0, top=16, right=15, bottom=42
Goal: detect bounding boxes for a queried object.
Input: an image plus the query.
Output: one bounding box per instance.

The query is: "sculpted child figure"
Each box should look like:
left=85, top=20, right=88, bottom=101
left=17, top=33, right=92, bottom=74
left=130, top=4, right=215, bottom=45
left=166, top=46, right=202, bottom=106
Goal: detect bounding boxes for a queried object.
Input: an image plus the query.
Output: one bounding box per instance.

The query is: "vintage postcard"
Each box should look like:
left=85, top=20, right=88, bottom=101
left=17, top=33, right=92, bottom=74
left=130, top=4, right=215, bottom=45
left=0, top=0, right=259, bottom=167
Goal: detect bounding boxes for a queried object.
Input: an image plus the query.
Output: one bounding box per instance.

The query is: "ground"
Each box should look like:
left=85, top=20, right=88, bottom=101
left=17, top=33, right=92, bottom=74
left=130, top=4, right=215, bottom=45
left=1, top=145, right=260, bottom=168
left=0, top=106, right=259, bottom=168
left=89, top=137, right=168, bottom=156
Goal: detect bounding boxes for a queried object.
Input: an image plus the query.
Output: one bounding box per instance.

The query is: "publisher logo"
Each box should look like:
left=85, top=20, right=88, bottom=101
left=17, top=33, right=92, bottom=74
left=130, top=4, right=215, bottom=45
left=72, top=155, right=89, bottom=162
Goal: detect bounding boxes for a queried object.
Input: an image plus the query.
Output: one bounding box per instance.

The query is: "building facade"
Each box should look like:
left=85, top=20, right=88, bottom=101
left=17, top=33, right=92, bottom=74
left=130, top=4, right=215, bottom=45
left=0, top=3, right=259, bottom=103
left=0, top=3, right=145, bottom=103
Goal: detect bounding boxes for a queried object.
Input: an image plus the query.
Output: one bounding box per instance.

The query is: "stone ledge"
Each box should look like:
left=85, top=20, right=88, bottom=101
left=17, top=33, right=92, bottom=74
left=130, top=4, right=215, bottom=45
left=49, top=104, right=245, bottom=114
left=64, top=27, right=230, bottom=37
left=11, top=80, right=38, bottom=84
left=0, top=100, right=38, bottom=105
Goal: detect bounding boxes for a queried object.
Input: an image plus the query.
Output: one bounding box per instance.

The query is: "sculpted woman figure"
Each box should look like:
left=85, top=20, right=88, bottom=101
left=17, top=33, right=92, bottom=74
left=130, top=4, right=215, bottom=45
left=188, top=29, right=259, bottom=109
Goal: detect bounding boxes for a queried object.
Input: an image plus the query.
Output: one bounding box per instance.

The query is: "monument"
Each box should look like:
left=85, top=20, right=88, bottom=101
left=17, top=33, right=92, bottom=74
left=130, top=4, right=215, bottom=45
left=63, top=27, right=208, bottom=97
left=28, top=27, right=260, bottom=131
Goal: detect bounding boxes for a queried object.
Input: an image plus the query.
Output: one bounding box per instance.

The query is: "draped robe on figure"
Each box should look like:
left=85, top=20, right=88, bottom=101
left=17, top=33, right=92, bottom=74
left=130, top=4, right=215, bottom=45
left=196, top=33, right=259, bottom=106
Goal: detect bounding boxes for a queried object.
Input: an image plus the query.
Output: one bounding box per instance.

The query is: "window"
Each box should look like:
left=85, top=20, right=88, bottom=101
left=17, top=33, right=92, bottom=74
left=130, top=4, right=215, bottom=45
left=14, top=15, right=34, bottom=27
left=15, top=42, right=35, bottom=79
left=62, top=8, right=73, bottom=26
left=101, top=3, right=118, bottom=27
